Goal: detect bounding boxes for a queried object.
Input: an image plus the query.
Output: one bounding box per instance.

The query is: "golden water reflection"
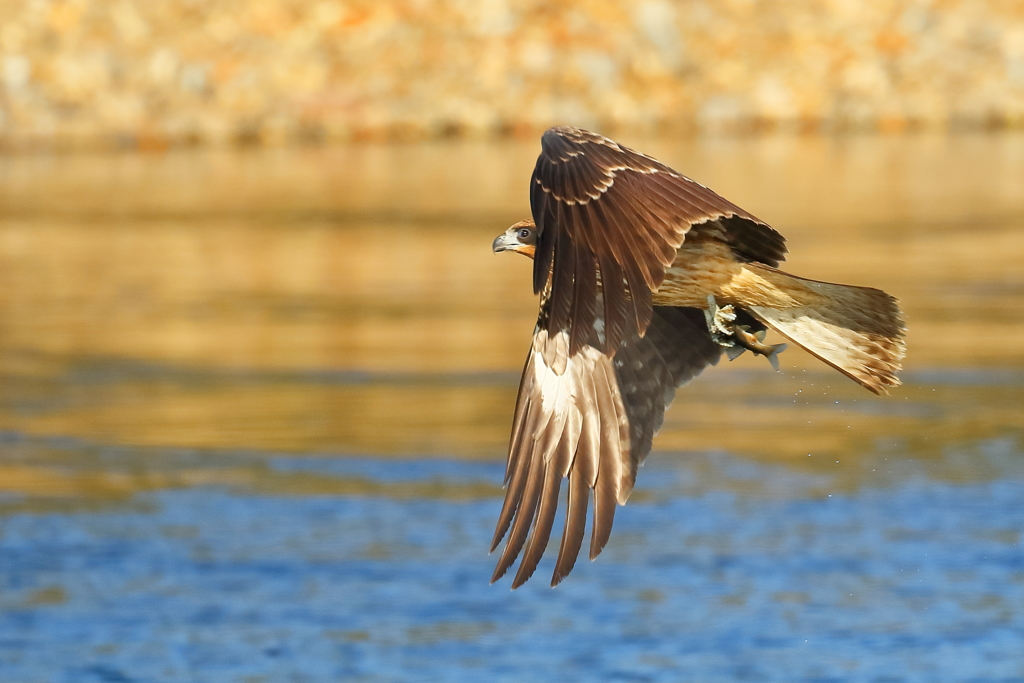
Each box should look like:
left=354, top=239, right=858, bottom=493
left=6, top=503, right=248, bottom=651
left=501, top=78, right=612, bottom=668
left=2, top=133, right=1023, bottom=502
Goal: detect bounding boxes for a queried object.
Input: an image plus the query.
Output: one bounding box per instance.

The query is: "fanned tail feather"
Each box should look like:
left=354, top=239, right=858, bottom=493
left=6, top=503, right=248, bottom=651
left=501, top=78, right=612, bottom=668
left=740, top=263, right=905, bottom=394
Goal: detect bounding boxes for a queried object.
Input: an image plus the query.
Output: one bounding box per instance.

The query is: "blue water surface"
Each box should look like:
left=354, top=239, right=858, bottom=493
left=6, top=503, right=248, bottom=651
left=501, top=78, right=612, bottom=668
left=2, top=454, right=1024, bottom=683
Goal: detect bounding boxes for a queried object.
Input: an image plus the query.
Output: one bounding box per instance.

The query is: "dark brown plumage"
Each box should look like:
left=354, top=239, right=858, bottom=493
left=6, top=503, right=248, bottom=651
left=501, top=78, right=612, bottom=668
left=491, top=126, right=905, bottom=589
left=529, top=126, right=786, bottom=356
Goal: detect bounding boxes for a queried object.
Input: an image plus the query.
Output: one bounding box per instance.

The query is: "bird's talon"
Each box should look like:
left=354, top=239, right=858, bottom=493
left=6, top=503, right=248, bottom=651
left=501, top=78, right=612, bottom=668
left=705, top=295, right=738, bottom=346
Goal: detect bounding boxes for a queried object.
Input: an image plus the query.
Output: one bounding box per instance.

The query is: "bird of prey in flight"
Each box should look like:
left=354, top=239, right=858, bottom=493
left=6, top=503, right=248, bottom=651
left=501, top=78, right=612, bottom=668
left=490, top=126, right=905, bottom=589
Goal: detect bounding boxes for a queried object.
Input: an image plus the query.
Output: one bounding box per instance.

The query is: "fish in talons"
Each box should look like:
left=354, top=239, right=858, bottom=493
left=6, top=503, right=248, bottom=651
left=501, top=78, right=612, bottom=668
left=705, top=295, right=788, bottom=371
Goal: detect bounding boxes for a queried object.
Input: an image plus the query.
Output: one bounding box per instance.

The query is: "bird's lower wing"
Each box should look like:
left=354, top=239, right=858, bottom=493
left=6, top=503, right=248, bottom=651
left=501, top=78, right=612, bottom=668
left=491, top=307, right=721, bottom=588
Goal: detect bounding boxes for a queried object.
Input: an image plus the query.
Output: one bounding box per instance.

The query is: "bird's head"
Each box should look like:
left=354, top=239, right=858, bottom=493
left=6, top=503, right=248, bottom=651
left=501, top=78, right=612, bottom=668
left=492, top=219, right=537, bottom=259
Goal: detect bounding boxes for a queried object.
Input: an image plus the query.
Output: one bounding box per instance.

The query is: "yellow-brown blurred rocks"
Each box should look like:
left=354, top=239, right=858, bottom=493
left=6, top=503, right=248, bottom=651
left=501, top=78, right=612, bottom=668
left=1, top=0, right=1023, bottom=149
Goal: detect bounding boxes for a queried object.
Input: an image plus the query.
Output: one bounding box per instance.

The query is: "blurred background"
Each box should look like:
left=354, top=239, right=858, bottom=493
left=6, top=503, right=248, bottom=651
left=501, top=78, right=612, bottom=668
left=2, top=2, right=1024, bottom=682
left=3, top=0, right=1024, bottom=145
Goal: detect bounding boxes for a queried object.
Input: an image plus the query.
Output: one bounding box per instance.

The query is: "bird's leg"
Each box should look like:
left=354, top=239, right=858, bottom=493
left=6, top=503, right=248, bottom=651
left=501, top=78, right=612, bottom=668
left=704, top=294, right=739, bottom=349
left=705, top=295, right=751, bottom=362
left=705, top=294, right=789, bottom=369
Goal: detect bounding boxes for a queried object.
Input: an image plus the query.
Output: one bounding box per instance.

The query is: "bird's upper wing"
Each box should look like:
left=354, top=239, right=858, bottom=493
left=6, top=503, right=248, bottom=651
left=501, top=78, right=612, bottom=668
left=530, top=126, right=787, bottom=355
left=490, top=306, right=722, bottom=588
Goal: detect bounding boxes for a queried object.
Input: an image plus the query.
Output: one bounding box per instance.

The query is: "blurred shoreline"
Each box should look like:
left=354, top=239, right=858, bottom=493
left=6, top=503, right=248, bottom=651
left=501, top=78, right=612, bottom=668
left=2, top=1, right=1024, bottom=151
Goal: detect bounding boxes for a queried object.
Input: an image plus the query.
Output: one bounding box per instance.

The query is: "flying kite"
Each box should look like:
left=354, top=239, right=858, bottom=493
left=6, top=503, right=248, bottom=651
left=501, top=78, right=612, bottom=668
left=490, top=126, right=905, bottom=588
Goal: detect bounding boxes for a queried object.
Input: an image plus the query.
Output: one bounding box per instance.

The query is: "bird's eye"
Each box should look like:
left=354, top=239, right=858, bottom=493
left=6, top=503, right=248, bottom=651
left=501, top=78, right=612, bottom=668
left=518, top=229, right=531, bottom=240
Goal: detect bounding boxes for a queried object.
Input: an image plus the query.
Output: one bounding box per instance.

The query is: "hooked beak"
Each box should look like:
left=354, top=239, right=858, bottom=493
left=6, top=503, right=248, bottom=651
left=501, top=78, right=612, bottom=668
left=492, top=232, right=516, bottom=253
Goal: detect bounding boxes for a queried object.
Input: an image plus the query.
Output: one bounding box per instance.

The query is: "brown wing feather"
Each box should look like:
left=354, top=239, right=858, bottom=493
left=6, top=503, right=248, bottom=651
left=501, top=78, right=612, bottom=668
left=491, top=306, right=722, bottom=588
left=530, top=126, right=787, bottom=355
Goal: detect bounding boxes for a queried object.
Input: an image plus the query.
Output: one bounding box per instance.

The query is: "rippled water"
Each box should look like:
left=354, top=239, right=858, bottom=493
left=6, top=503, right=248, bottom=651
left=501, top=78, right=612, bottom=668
left=3, top=450, right=1024, bottom=682
left=1, top=133, right=1024, bottom=681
